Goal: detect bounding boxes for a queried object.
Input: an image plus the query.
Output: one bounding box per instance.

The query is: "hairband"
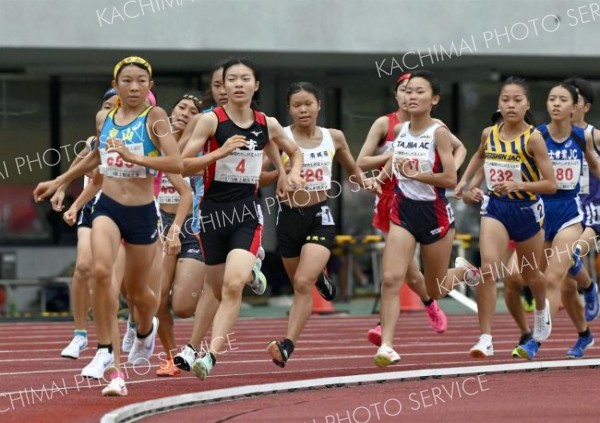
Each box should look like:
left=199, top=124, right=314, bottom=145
left=102, top=88, right=118, bottom=102
left=113, top=56, right=152, bottom=79
left=182, top=94, right=203, bottom=109
left=396, top=73, right=412, bottom=83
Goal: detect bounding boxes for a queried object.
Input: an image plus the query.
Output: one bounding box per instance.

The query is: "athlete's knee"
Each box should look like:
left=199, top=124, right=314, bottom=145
left=93, top=263, right=113, bottom=288
left=479, top=260, right=498, bottom=283
left=402, top=259, right=418, bottom=281
left=544, top=270, right=562, bottom=291
left=172, top=297, right=196, bottom=318
left=503, top=274, right=521, bottom=293
left=74, top=258, right=94, bottom=281
left=221, top=277, right=245, bottom=299
left=560, top=279, right=578, bottom=296
left=291, top=274, right=315, bottom=295
left=381, top=270, right=403, bottom=293
left=405, top=270, right=422, bottom=287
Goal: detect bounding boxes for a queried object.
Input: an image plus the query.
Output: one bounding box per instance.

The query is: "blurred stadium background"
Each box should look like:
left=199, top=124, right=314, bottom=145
left=1, top=0, right=599, bottom=314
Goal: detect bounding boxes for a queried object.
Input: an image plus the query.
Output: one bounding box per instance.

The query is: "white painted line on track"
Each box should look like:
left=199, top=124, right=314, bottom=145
left=100, top=358, right=600, bottom=423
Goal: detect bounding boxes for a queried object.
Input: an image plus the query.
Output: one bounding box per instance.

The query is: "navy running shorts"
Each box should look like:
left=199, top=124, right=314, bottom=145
left=481, top=195, right=543, bottom=243
left=160, top=210, right=204, bottom=262
left=92, top=193, right=160, bottom=245
left=543, top=197, right=583, bottom=242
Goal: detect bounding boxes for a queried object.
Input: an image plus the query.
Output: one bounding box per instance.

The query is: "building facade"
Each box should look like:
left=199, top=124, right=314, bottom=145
left=1, top=0, right=599, bottom=277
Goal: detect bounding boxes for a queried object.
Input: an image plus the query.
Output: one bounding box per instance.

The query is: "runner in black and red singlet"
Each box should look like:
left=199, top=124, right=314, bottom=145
left=178, top=57, right=303, bottom=380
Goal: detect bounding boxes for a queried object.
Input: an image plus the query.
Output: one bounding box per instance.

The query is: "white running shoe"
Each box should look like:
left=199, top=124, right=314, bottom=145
left=61, top=335, right=88, bottom=359
left=173, top=344, right=198, bottom=371
left=374, top=344, right=400, bottom=368
left=533, top=299, right=552, bottom=342
left=122, top=322, right=137, bottom=354
left=81, top=348, right=115, bottom=379
left=191, top=353, right=214, bottom=380
left=128, top=317, right=159, bottom=365
left=455, top=257, right=481, bottom=286
left=257, top=246, right=265, bottom=261
left=249, top=258, right=267, bottom=295
left=101, top=376, right=127, bottom=396
left=469, top=334, right=494, bottom=358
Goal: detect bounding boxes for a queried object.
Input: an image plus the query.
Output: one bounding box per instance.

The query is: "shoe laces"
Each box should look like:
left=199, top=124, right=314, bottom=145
left=426, top=303, right=442, bottom=322
left=89, top=349, right=110, bottom=367
left=534, top=306, right=547, bottom=325
left=124, top=327, right=137, bottom=341
left=379, top=344, right=394, bottom=354
left=107, top=377, right=125, bottom=390
left=183, top=346, right=197, bottom=361
left=524, top=338, right=538, bottom=349
left=477, top=334, right=492, bottom=345
left=69, top=336, right=86, bottom=347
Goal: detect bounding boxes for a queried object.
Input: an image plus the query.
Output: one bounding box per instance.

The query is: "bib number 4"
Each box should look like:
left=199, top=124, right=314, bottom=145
left=236, top=159, right=246, bottom=174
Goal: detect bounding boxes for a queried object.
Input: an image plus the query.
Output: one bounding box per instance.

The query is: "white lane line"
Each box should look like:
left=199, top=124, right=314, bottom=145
left=2, top=347, right=598, bottom=377
left=0, top=323, right=581, bottom=344
left=100, top=358, right=600, bottom=423
left=1, top=341, right=597, bottom=363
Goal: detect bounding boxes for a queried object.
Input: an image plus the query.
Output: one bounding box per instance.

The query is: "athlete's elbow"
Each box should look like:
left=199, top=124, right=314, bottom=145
left=440, top=173, right=457, bottom=188
left=356, top=157, right=368, bottom=169
left=448, top=174, right=457, bottom=188
left=292, top=148, right=303, bottom=163
left=170, top=157, right=183, bottom=174
left=181, top=159, right=194, bottom=176
left=544, top=180, right=557, bottom=194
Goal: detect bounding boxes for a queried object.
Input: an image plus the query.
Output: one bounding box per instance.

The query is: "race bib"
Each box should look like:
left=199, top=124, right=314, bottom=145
left=531, top=198, right=545, bottom=222
left=157, top=175, right=191, bottom=204
left=99, top=143, right=145, bottom=178
left=214, top=150, right=263, bottom=184
left=302, top=161, right=332, bottom=191
left=552, top=159, right=580, bottom=190
left=392, top=126, right=435, bottom=182
left=392, top=152, right=428, bottom=180
left=484, top=160, right=522, bottom=191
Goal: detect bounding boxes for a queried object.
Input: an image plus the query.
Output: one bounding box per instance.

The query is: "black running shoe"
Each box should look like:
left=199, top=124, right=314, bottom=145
left=315, top=271, right=336, bottom=301
left=267, top=340, right=293, bottom=368
left=511, top=332, right=533, bottom=357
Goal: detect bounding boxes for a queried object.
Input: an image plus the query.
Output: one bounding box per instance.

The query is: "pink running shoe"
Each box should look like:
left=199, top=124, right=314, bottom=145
left=425, top=300, right=448, bottom=333
left=367, top=324, right=382, bottom=346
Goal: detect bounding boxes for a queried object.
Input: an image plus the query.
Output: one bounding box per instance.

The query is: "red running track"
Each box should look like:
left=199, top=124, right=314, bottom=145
left=0, top=312, right=598, bottom=422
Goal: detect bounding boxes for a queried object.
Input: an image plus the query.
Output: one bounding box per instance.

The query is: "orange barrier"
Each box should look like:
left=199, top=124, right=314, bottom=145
left=312, top=287, right=337, bottom=315
left=400, top=283, right=423, bottom=311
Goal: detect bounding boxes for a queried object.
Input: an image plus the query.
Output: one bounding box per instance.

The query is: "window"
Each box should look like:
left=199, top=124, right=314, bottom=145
left=0, top=76, right=53, bottom=242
